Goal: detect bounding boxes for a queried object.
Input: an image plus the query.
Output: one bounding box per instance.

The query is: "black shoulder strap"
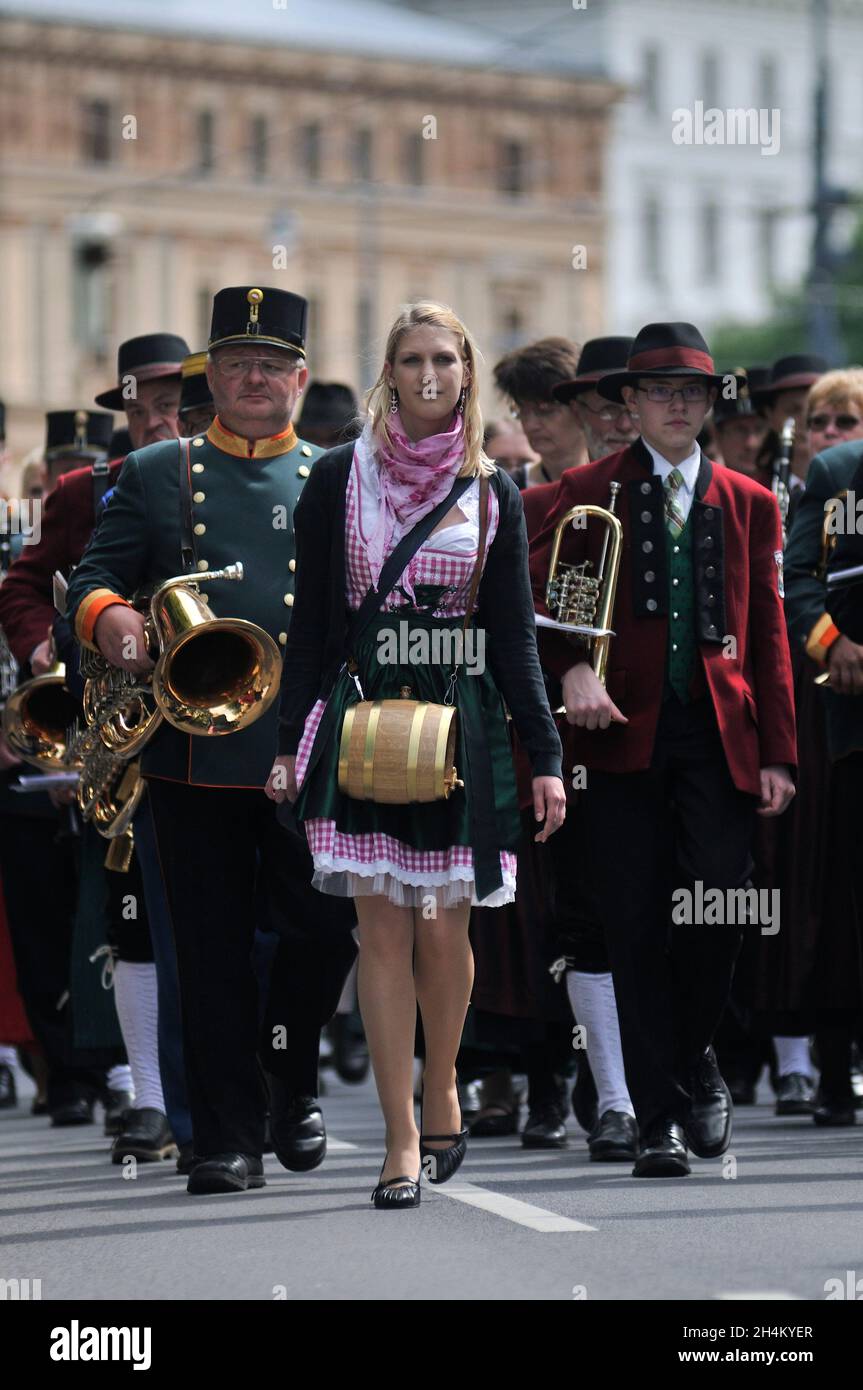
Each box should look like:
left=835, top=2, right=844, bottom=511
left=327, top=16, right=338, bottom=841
left=346, top=472, right=475, bottom=654
left=91, top=456, right=112, bottom=511
left=178, top=438, right=196, bottom=573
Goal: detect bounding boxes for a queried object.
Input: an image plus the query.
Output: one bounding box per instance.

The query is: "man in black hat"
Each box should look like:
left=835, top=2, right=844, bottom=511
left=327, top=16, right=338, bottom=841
left=67, top=286, right=357, bottom=1195
left=177, top=352, right=216, bottom=439
left=94, top=333, right=189, bottom=450
left=43, top=410, right=114, bottom=491
left=751, top=355, right=828, bottom=484
left=711, top=372, right=770, bottom=481
left=531, top=322, right=797, bottom=1177
left=553, top=337, right=639, bottom=463
left=294, top=380, right=358, bottom=449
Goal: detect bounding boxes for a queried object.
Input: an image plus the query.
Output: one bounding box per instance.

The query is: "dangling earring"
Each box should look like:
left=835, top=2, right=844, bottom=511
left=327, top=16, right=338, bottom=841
left=458, top=386, right=467, bottom=414
left=389, top=385, right=398, bottom=414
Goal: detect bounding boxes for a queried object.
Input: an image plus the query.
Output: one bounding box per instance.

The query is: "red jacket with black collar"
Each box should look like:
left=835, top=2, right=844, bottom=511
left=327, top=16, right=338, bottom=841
left=528, top=438, right=796, bottom=797
left=0, top=457, right=124, bottom=663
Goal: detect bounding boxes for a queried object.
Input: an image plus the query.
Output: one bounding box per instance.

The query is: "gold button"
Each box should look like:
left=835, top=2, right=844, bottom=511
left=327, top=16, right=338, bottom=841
left=284, top=592, right=294, bottom=606
left=278, top=631, right=288, bottom=645
left=194, top=523, right=206, bottom=536
left=300, top=445, right=313, bottom=458
left=197, top=559, right=209, bottom=572
left=192, top=437, right=204, bottom=447
left=672, top=643, right=678, bottom=652
left=297, top=464, right=310, bottom=478
left=192, top=462, right=204, bottom=474
left=288, top=558, right=296, bottom=573
left=193, top=491, right=205, bottom=503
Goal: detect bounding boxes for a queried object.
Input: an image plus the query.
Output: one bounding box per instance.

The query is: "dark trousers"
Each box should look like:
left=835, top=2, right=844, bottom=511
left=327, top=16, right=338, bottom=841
left=586, top=696, right=756, bottom=1132
left=145, top=780, right=357, bottom=1158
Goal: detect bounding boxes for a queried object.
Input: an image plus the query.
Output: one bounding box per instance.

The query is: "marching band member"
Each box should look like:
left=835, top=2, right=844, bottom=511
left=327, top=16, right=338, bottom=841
left=269, top=301, right=565, bottom=1208
left=530, top=323, right=797, bottom=1176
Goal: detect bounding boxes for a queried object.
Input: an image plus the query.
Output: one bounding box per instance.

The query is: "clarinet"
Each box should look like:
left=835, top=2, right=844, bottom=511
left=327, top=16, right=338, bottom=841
left=771, top=417, right=795, bottom=547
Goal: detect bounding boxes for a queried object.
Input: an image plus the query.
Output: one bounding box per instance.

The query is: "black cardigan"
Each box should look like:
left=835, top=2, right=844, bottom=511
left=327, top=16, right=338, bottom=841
left=276, top=442, right=563, bottom=781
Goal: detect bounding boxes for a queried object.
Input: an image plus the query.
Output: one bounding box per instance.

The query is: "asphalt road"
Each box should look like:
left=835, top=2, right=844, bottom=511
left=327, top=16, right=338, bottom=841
left=0, top=1070, right=859, bottom=1302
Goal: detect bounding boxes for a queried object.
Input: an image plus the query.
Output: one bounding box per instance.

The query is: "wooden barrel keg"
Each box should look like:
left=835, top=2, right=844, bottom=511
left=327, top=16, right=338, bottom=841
left=338, top=692, right=463, bottom=804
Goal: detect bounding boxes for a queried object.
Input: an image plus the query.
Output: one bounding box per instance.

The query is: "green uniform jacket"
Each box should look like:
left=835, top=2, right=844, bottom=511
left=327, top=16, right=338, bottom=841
left=785, top=441, right=863, bottom=764
left=66, top=421, right=322, bottom=787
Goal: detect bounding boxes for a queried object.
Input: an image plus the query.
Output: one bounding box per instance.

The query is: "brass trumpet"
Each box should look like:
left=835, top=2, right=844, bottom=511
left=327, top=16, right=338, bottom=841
left=536, top=482, right=623, bottom=685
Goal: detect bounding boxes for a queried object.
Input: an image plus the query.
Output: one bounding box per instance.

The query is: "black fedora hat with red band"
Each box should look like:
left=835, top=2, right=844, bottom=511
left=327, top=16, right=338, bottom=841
left=553, top=336, right=634, bottom=403
left=748, top=353, right=828, bottom=403
left=95, top=333, right=190, bottom=411
left=597, top=323, right=744, bottom=403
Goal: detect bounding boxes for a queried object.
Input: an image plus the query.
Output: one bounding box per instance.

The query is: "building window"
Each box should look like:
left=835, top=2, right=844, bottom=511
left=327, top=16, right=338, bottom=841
left=72, top=241, right=111, bottom=357
left=403, top=131, right=424, bottom=186
left=759, top=209, right=777, bottom=287
left=197, top=110, right=215, bottom=175
left=250, top=115, right=268, bottom=181
left=498, top=139, right=527, bottom=197
left=642, top=195, right=662, bottom=284
left=497, top=304, right=525, bottom=354
left=701, top=51, right=720, bottom=111
left=759, top=55, right=778, bottom=110
left=82, top=99, right=111, bottom=164
left=300, top=122, right=321, bottom=180
left=642, top=47, right=660, bottom=118
left=701, top=202, right=720, bottom=281
left=353, top=129, right=373, bottom=183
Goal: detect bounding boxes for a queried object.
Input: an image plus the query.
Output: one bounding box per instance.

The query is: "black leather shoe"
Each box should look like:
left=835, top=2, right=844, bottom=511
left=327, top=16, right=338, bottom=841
left=268, top=1078, right=326, bottom=1172
left=187, top=1152, right=265, bottom=1195
left=521, top=1102, right=568, bottom=1149
left=0, top=1064, right=17, bottom=1110
left=588, top=1109, right=639, bottom=1162
left=371, top=1158, right=421, bottom=1209
left=632, top=1119, right=690, bottom=1177
left=571, top=1058, right=599, bottom=1134
left=111, top=1108, right=178, bottom=1164
left=329, top=1014, right=370, bottom=1085
left=50, top=1097, right=95, bottom=1127
left=684, top=1047, right=733, bottom=1158
left=775, top=1072, right=816, bottom=1116
left=102, top=1089, right=134, bottom=1136
left=813, top=1094, right=856, bottom=1127
left=176, top=1141, right=197, bottom=1175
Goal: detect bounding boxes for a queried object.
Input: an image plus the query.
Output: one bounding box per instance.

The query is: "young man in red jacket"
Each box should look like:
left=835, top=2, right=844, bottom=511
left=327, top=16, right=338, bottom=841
left=530, top=323, right=797, bottom=1176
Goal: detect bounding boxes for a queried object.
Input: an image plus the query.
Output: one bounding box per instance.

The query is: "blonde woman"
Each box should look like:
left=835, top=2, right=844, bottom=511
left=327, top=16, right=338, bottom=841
left=805, top=367, right=863, bottom=458
left=267, top=302, right=565, bottom=1208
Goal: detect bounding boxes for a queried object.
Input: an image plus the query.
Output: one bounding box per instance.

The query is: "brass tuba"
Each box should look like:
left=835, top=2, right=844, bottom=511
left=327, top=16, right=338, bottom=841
left=2, top=656, right=83, bottom=771
left=536, top=482, right=623, bottom=685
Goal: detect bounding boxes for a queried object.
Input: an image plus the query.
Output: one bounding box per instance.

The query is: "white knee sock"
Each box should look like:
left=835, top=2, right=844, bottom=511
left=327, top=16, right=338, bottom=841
left=0, top=1045, right=17, bottom=1067
left=106, top=1064, right=133, bottom=1095
left=567, top=971, right=635, bottom=1119
left=773, top=1035, right=814, bottom=1080
left=112, top=962, right=164, bottom=1113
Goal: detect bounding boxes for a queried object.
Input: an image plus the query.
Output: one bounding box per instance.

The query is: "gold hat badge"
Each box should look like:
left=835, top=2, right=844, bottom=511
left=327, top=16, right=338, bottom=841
left=74, top=410, right=88, bottom=450
left=246, top=287, right=264, bottom=335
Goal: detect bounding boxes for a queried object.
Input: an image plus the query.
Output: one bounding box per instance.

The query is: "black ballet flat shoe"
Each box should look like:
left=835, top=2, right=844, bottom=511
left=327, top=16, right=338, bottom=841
left=371, top=1159, right=421, bottom=1209
left=420, top=1089, right=468, bottom=1184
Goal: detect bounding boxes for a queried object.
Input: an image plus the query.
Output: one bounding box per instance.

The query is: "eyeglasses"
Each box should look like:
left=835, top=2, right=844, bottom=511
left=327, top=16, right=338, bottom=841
left=579, top=401, right=637, bottom=423
left=510, top=402, right=566, bottom=421
left=636, top=384, right=709, bottom=404
left=807, top=413, right=862, bottom=432
left=215, top=357, right=300, bottom=380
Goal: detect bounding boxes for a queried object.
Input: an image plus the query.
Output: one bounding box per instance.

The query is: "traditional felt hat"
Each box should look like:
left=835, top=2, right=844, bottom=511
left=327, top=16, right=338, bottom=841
left=208, top=286, right=308, bottom=357
left=713, top=367, right=769, bottom=425
left=748, top=354, right=828, bottom=403
left=178, top=351, right=214, bottom=417
left=597, top=323, right=745, bottom=403
left=295, top=381, right=358, bottom=434
left=553, top=337, right=635, bottom=402
left=45, top=409, right=114, bottom=460
left=95, top=333, right=189, bottom=411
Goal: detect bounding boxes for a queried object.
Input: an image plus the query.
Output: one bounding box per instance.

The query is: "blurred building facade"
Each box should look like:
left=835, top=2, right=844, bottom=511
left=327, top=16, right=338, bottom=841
left=412, top=0, right=863, bottom=338
left=0, top=0, right=620, bottom=461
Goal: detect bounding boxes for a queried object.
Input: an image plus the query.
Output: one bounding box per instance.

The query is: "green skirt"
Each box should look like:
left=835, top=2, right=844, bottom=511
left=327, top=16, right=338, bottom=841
left=295, top=609, right=521, bottom=906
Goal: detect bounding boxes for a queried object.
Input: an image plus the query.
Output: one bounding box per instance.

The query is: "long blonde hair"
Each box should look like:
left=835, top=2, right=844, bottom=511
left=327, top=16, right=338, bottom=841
left=365, top=301, right=494, bottom=478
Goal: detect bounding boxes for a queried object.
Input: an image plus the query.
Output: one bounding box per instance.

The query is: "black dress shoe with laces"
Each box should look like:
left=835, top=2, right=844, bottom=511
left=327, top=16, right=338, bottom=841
left=268, top=1078, right=326, bottom=1172
left=329, top=1014, right=370, bottom=1085
left=187, top=1152, right=265, bottom=1195
left=521, top=1102, right=568, bottom=1149
left=0, top=1064, right=17, bottom=1110
left=102, top=1089, right=134, bottom=1136
left=111, top=1108, right=178, bottom=1164
left=775, top=1072, right=816, bottom=1115
left=50, top=1097, right=95, bottom=1127
left=684, top=1046, right=733, bottom=1158
left=632, top=1119, right=690, bottom=1177
left=588, top=1109, right=639, bottom=1162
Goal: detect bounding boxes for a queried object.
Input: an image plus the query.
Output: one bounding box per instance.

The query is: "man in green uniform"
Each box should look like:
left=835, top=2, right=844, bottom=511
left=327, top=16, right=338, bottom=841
left=67, top=287, right=357, bottom=1195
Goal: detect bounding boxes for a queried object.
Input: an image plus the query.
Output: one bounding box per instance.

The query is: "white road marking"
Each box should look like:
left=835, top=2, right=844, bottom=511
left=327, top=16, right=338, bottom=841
left=715, top=1291, right=802, bottom=1300
left=324, top=1137, right=359, bottom=1152
left=436, top=1180, right=596, bottom=1232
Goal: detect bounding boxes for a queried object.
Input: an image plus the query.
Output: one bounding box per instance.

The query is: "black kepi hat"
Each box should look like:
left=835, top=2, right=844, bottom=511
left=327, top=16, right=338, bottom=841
left=45, top=410, right=114, bottom=460
left=748, top=354, right=828, bottom=403
left=597, top=323, right=745, bottom=403
left=95, top=333, right=189, bottom=411
left=208, top=286, right=308, bottom=358
left=553, top=337, right=635, bottom=403
left=178, top=351, right=214, bottom=416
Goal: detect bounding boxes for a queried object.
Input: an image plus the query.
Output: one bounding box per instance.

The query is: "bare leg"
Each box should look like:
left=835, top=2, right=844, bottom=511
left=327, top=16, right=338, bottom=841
left=355, top=895, right=419, bottom=1187
left=414, top=898, right=473, bottom=1149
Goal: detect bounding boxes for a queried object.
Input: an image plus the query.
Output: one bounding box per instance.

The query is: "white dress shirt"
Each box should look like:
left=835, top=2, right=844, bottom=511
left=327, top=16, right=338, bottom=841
left=643, top=439, right=701, bottom=524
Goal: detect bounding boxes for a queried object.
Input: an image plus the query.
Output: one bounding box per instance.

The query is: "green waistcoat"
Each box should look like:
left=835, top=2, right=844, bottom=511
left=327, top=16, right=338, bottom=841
left=665, top=517, right=697, bottom=703
left=66, top=422, right=323, bottom=788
